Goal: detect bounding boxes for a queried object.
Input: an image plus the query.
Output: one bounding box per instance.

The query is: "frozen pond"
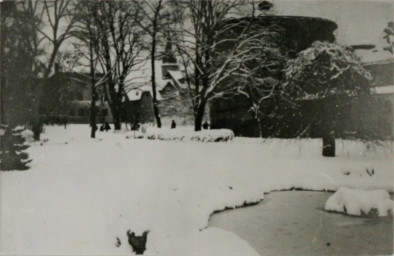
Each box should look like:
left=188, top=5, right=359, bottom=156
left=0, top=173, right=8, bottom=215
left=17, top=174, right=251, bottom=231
left=209, top=191, right=393, bottom=256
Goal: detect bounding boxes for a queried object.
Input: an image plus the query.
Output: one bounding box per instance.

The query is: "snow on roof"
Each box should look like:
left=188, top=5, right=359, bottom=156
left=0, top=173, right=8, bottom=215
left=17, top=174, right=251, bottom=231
left=167, top=70, right=187, bottom=89
left=125, top=59, right=187, bottom=90
left=125, top=60, right=171, bottom=88
left=126, top=89, right=143, bottom=101
left=358, top=50, right=394, bottom=64
left=354, top=37, right=394, bottom=64
left=363, top=58, right=394, bottom=66
left=374, top=85, right=394, bottom=95
left=125, top=85, right=163, bottom=102
left=167, top=70, right=183, bottom=81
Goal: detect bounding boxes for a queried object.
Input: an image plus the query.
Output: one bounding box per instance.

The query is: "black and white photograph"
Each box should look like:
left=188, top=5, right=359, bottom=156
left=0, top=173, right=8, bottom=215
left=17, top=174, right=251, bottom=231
left=0, top=0, right=393, bottom=255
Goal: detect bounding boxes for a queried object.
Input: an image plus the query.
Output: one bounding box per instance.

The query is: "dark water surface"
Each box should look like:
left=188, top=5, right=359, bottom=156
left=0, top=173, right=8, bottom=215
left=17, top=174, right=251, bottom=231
left=209, top=191, right=393, bottom=256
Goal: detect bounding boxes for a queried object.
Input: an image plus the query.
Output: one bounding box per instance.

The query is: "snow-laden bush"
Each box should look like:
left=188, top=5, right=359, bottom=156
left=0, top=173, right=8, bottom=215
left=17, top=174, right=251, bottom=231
left=190, top=129, right=234, bottom=142
left=325, top=187, right=394, bottom=217
left=20, top=129, right=34, bottom=142
left=144, top=127, right=234, bottom=142
left=124, top=131, right=144, bottom=139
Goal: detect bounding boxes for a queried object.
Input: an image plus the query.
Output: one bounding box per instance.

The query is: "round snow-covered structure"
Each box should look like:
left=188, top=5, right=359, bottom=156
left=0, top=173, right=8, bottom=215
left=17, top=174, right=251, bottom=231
left=210, top=15, right=338, bottom=137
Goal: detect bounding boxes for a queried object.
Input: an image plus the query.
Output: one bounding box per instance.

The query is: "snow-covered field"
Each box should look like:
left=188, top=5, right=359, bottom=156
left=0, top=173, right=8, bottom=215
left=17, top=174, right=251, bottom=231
left=1, top=125, right=393, bottom=255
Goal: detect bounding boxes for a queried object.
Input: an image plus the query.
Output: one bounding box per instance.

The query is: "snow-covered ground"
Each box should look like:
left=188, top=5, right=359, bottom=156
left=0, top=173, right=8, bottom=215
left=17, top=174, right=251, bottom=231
left=1, top=125, right=393, bottom=255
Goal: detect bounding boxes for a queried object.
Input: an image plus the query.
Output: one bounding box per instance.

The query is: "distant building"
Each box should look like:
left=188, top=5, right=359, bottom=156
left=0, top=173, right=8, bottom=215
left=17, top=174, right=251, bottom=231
left=210, top=15, right=338, bottom=137
left=123, top=43, right=193, bottom=127
left=362, top=59, right=394, bottom=138
left=293, top=59, right=394, bottom=140
left=209, top=16, right=394, bottom=139
left=42, top=67, right=112, bottom=124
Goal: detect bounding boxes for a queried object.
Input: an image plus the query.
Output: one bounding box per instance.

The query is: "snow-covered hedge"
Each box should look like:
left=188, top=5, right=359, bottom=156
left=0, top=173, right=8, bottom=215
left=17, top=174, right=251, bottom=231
left=142, top=127, right=234, bottom=142
left=325, top=187, right=394, bottom=217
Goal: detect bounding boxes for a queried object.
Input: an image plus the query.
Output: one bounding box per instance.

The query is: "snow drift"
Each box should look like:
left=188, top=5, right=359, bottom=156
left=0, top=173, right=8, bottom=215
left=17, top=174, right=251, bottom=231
left=325, top=187, right=394, bottom=216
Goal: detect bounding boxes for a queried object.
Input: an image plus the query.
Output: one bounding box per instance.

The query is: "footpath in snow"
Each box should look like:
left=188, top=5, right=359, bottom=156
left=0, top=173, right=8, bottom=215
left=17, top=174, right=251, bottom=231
left=1, top=125, right=393, bottom=255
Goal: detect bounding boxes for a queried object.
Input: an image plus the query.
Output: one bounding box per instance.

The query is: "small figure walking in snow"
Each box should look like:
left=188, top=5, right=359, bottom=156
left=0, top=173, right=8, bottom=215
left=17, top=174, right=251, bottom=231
left=171, top=120, right=176, bottom=129
left=104, top=122, right=111, bottom=132
left=63, top=116, right=68, bottom=129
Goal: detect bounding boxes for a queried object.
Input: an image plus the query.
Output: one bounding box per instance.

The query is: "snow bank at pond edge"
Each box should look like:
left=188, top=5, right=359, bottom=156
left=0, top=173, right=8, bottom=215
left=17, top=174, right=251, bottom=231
left=325, top=187, right=394, bottom=216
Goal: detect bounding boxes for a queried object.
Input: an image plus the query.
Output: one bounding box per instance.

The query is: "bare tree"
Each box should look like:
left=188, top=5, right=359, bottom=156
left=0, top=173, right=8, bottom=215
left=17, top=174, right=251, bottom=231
left=133, top=0, right=167, bottom=128
left=37, top=0, right=77, bottom=79
left=14, top=0, right=76, bottom=140
left=225, top=24, right=287, bottom=137
left=71, top=1, right=101, bottom=138
left=37, top=0, right=77, bottom=139
left=168, top=0, right=265, bottom=131
left=88, top=1, right=144, bottom=130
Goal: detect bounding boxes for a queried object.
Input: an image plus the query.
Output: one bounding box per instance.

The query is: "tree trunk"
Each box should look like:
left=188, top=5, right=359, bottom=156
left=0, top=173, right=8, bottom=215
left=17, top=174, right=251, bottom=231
left=113, top=111, right=121, bottom=130
left=194, top=100, right=206, bottom=131
left=32, top=82, right=41, bottom=141
left=153, top=102, right=161, bottom=128
left=322, top=130, right=336, bottom=157
left=151, top=18, right=162, bottom=128
left=257, top=119, right=264, bottom=138
left=0, top=76, right=5, bottom=125
left=89, top=40, right=97, bottom=138
left=90, top=123, right=97, bottom=138
left=108, top=95, right=122, bottom=131
left=32, top=120, right=41, bottom=141
left=151, top=57, right=161, bottom=128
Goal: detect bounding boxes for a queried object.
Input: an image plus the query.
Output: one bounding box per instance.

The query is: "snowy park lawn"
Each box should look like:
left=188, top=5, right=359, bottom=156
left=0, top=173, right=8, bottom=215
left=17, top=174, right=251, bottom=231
left=1, top=125, right=393, bottom=255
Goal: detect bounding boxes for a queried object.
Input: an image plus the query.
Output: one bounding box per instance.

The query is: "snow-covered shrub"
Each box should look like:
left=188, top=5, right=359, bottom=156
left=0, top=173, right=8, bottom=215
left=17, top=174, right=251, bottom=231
left=143, top=127, right=234, bottom=142
left=190, top=129, right=234, bottom=142
left=125, top=131, right=144, bottom=139
left=145, top=127, right=182, bottom=141
left=325, top=187, right=393, bottom=217
left=20, top=129, right=34, bottom=142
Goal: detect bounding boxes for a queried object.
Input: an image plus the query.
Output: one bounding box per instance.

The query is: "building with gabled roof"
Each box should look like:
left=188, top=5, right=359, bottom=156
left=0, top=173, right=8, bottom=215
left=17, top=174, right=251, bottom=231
left=122, top=52, right=193, bottom=126
left=42, top=67, right=113, bottom=124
